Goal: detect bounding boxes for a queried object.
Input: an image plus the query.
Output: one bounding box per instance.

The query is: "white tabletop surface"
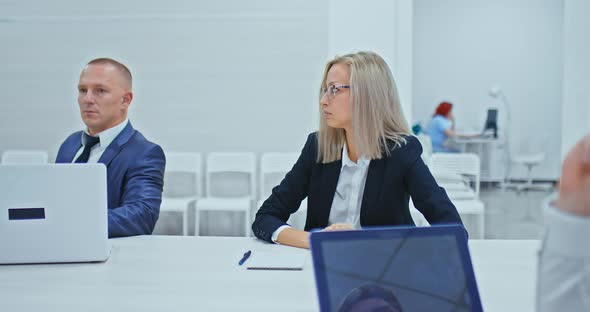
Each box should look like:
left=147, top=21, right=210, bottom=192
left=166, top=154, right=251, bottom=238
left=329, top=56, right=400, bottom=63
left=0, top=236, right=539, bottom=312
left=454, top=137, right=498, bottom=144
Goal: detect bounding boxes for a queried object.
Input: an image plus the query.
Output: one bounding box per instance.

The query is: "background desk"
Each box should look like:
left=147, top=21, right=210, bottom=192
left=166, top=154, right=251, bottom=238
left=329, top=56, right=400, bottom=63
left=0, top=236, right=539, bottom=311
left=453, top=137, right=506, bottom=182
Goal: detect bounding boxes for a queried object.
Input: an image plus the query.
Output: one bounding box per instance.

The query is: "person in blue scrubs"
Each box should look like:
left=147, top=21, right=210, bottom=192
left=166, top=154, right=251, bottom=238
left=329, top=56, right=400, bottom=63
left=426, top=102, right=459, bottom=153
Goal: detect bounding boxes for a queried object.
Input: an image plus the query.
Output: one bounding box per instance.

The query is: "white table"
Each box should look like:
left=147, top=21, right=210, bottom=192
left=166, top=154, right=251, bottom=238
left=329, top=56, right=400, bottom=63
left=0, top=236, right=539, bottom=312
left=453, top=137, right=504, bottom=182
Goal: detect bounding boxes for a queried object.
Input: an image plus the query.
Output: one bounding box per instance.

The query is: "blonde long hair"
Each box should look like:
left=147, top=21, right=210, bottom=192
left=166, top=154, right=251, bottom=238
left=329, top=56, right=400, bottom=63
left=318, top=51, right=410, bottom=163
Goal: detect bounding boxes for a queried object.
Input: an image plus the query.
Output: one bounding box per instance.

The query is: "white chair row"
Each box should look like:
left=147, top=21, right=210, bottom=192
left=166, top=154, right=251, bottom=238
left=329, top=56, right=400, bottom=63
left=411, top=151, right=486, bottom=238
left=1, top=150, right=49, bottom=164
left=165, top=150, right=485, bottom=238
left=3, top=149, right=482, bottom=238
left=0, top=150, right=303, bottom=236
left=162, top=152, right=307, bottom=236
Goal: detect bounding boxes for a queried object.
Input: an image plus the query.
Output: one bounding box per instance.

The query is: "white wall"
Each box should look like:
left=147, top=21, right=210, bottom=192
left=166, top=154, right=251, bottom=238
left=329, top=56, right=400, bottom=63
left=413, top=0, right=563, bottom=180
left=561, top=0, right=590, bottom=160
left=4, top=0, right=571, bottom=180
left=0, top=0, right=414, bottom=162
left=0, top=1, right=328, bottom=159
left=329, top=0, right=413, bottom=124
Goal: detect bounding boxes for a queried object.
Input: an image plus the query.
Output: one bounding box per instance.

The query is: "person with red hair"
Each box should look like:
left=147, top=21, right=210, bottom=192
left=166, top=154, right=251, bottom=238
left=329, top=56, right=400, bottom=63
left=426, top=101, right=459, bottom=152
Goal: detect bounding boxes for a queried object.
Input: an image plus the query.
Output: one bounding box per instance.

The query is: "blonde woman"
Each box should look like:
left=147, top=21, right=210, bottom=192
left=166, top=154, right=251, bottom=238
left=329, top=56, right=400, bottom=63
left=252, top=51, right=463, bottom=249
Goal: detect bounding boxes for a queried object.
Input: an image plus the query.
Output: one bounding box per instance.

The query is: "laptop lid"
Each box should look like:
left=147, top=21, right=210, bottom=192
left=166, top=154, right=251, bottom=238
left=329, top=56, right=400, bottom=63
left=310, top=225, right=482, bottom=312
left=0, top=164, right=110, bottom=264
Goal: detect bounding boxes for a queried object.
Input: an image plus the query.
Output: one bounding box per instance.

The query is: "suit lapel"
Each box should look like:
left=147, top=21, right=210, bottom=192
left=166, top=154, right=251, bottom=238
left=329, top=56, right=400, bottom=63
left=316, top=160, right=341, bottom=226
left=63, top=133, right=83, bottom=162
left=98, top=122, right=135, bottom=167
left=360, top=157, right=385, bottom=224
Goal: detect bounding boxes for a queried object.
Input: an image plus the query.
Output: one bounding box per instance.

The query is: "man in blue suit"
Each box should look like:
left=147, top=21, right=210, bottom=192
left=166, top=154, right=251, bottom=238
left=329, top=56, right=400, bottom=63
left=56, top=58, right=165, bottom=237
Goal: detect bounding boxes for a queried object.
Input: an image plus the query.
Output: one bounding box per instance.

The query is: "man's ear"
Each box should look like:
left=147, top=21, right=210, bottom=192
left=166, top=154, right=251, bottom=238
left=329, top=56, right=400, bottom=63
left=122, top=91, right=133, bottom=109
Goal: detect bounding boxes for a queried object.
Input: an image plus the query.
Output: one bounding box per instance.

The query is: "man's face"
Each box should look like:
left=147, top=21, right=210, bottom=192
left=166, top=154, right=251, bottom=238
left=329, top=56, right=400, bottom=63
left=77, top=64, right=132, bottom=135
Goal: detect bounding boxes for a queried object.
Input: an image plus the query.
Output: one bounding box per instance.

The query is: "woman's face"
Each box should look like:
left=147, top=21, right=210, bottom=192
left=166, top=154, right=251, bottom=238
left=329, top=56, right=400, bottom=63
left=321, top=63, right=352, bottom=132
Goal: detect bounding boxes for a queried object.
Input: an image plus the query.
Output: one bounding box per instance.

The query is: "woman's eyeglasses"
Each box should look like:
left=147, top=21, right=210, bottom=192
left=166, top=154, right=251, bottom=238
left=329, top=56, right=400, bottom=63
left=321, top=84, right=350, bottom=99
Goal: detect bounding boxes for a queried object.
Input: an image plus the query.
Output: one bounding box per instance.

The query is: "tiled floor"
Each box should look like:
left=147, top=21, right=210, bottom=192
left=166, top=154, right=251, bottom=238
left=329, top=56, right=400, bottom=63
left=154, top=185, right=557, bottom=239
left=479, top=185, right=555, bottom=239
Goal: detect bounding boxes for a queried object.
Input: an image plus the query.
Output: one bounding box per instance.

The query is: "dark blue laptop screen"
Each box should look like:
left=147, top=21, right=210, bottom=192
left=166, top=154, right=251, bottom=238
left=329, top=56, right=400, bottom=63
left=312, top=228, right=480, bottom=312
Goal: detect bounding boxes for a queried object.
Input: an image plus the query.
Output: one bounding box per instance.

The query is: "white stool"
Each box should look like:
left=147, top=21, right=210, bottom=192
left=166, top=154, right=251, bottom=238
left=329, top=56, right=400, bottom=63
left=509, top=153, right=552, bottom=192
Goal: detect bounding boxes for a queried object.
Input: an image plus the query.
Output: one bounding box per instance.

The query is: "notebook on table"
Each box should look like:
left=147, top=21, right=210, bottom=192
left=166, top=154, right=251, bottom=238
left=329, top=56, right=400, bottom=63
left=246, top=250, right=306, bottom=271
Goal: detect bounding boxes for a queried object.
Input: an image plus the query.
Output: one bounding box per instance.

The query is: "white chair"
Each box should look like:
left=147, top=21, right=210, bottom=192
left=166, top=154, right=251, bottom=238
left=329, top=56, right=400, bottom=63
left=259, top=153, right=299, bottom=199
left=508, top=153, right=552, bottom=192
left=159, top=152, right=201, bottom=236
left=258, top=153, right=307, bottom=230
left=430, top=153, right=485, bottom=239
left=415, top=134, right=433, bottom=167
left=1, top=150, right=49, bottom=164
left=258, top=152, right=307, bottom=230
left=195, top=152, right=256, bottom=237
left=431, top=168, right=477, bottom=200
left=288, top=198, right=308, bottom=230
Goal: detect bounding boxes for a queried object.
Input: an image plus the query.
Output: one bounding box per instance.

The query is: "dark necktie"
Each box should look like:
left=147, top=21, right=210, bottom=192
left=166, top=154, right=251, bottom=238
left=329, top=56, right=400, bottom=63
left=75, top=133, right=100, bottom=163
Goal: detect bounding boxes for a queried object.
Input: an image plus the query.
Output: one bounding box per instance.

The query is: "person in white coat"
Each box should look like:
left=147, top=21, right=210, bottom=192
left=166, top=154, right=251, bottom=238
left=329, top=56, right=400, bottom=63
left=538, top=133, right=590, bottom=311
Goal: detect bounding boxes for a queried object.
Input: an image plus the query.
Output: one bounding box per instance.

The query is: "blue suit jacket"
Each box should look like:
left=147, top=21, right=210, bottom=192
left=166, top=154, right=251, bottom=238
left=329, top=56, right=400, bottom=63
left=56, top=122, right=165, bottom=238
left=252, top=133, right=464, bottom=242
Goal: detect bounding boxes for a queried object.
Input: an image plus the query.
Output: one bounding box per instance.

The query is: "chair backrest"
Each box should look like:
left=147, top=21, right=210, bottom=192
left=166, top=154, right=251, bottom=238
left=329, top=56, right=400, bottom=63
left=206, top=152, right=256, bottom=198
left=430, top=153, right=481, bottom=197
left=415, top=134, right=433, bottom=167
left=163, top=152, right=201, bottom=198
left=259, top=152, right=299, bottom=199
left=1, top=150, right=49, bottom=164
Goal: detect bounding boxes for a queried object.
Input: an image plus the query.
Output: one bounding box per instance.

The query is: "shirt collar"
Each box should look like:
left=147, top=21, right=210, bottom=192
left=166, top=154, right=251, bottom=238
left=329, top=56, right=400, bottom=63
left=82, top=118, right=129, bottom=148
left=341, top=142, right=370, bottom=169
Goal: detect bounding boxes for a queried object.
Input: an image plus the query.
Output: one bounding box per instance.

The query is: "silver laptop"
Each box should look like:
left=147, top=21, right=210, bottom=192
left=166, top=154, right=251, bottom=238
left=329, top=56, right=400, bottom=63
left=0, top=164, right=111, bottom=264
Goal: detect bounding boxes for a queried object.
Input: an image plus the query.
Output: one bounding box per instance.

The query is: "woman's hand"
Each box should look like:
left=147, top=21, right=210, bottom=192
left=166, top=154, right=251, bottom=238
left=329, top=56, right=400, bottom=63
left=322, top=223, right=354, bottom=231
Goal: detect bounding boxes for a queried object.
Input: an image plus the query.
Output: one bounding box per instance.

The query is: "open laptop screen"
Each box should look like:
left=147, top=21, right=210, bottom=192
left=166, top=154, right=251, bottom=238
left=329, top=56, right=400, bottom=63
left=483, top=108, right=498, bottom=137
left=310, top=225, right=482, bottom=312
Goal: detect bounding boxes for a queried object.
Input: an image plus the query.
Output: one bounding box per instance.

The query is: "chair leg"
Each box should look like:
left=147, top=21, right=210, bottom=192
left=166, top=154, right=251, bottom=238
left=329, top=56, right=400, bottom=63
left=479, top=214, right=485, bottom=239
left=525, top=164, right=534, bottom=190
left=182, top=210, right=188, bottom=236
left=519, top=163, right=553, bottom=193
left=195, top=209, right=200, bottom=236
left=244, top=209, right=251, bottom=237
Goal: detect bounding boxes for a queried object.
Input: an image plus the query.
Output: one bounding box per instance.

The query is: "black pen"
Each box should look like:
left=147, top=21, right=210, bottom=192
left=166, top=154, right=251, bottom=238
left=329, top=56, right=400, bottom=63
left=238, top=250, right=252, bottom=266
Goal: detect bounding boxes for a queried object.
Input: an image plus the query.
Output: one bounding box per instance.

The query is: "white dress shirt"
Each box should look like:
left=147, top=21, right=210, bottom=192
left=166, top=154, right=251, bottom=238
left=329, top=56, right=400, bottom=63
left=271, top=143, right=371, bottom=242
left=537, top=194, right=590, bottom=312
left=71, top=119, right=129, bottom=163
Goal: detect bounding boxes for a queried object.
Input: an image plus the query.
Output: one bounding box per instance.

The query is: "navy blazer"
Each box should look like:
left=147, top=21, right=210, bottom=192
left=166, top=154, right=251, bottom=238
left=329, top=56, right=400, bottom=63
left=56, top=122, right=165, bottom=238
left=252, top=133, right=463, bottom=242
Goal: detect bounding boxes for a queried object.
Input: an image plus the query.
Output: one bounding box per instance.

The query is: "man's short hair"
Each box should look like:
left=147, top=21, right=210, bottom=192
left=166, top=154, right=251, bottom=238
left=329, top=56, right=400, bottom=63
left=86, top=58, right=132, bottom=88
